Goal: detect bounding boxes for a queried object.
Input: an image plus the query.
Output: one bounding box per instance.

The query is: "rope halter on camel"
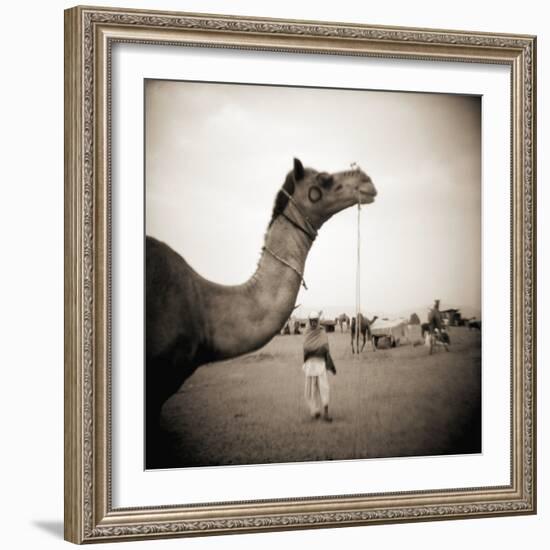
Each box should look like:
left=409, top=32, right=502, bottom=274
left=265, top=163, right=364, bottom=295
left=279, top=187, right=318, bottom=242
left=262, top=245, right=308, bottom=290
left=262, top=183, right=319, bottom=291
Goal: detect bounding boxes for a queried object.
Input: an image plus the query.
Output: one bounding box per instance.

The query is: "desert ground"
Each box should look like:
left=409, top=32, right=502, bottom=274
left=158, top=326, right=481, bottom=469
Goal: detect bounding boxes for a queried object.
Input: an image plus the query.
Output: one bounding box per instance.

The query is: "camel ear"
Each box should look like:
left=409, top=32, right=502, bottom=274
left=293, top=158, right=305, bottom=181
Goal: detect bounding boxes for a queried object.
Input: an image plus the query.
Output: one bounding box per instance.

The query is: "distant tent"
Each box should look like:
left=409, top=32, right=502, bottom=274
left=371, top=318, right=407, bottom=346
left=405, top=324, right=424, bottom=345
left=409, top=313, right=421, bottom=325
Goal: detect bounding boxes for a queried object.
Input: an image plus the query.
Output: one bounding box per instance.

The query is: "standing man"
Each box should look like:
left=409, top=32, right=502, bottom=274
left=428, top=299, right=450, bottom=350
left=429, top=299, right=443, bottom=333
left=302, top=311, right=337, bottom=422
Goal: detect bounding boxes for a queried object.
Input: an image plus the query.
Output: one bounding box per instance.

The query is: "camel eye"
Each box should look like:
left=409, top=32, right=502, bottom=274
left=308, top=186, right=322, bottom=203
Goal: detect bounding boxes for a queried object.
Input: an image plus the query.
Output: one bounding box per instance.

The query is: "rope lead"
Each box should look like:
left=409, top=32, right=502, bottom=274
left=353, top=162, right=362, bottom=353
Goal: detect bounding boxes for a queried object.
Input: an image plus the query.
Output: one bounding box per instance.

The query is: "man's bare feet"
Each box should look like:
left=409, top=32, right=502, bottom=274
left=323, top=406, right=333, bottom=423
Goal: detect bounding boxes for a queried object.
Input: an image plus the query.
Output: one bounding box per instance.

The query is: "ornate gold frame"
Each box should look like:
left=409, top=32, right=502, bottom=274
left=64, top=5, right=536, bottom=544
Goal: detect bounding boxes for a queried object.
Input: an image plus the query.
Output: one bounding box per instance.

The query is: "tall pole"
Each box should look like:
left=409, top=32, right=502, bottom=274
left=356, top=196, right=361, bottom=353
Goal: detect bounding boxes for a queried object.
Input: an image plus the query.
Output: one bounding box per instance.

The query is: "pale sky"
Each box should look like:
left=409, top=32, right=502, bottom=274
left=145, top=79, right=481, bottom=320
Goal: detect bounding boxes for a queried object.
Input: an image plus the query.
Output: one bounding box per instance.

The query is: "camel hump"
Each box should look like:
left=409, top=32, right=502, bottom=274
left=145, top=235, right=205, bottom=361
left=146, top=235, right=199, bottom=286
left=146, top=235, right=180, bottom=265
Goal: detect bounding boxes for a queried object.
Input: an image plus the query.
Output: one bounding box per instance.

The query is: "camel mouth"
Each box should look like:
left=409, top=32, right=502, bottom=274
left=357, top=187, right=377, bottom=204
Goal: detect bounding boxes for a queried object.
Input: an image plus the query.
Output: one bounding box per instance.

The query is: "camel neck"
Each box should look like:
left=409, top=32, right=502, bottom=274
left=260, top=214, right=313, bottom=284
left=205, top=213, right=313, bottom=361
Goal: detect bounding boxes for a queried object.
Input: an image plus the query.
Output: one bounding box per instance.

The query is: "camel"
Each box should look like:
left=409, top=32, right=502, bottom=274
left=350, top=313, right=378, bottom=354
left=146, top=158, right=376, bottom=465
left=337, top=313, right=350, bottom=332
left=428, top=329, right=451, bottom=354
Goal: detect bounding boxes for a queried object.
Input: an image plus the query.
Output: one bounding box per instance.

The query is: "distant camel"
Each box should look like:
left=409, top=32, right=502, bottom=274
left=421, top=322, right=431, bottom=337
left=146, top=158, right=376, bottom=466
left=350, top=314, right=378, bottom=353
left=337, top=313, right=350, bottom=332
left=428, top=329, right=451, bottom=354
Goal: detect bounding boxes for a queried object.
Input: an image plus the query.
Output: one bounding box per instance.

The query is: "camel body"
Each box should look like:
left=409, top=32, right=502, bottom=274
left=145, top=159, right=376, bottom=466
left=337, top=313, right=350, bottom=332
left=350, top=314, right=378, bottom=353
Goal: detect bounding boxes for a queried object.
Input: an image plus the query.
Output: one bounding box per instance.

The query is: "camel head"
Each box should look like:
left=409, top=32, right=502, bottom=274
left=271, top=158, right=377, bottom=231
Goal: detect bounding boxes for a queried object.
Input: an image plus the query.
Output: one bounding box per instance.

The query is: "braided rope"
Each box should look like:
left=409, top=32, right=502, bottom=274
left=263, top=245, right=308, bottom=290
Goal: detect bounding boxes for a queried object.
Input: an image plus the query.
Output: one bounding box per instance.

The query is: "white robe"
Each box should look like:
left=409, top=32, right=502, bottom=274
left=303, top=356, right=330, bottom=415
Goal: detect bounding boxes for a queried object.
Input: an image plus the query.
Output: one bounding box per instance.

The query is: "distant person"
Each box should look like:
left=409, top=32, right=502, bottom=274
left=428, top=299, right=451, bottom=349
left=429, top=299, right=443, bottom=333
left=302, top=311, right=337, bottom=422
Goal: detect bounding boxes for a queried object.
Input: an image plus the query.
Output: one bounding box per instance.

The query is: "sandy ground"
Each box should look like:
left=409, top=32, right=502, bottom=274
left=159, top=327, right=481, bottom=468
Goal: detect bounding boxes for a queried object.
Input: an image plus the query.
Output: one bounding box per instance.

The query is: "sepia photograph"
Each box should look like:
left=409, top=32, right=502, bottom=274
left=145, top=79, right=482, bottom=470
left=62, top=5, right=537, bottom=542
